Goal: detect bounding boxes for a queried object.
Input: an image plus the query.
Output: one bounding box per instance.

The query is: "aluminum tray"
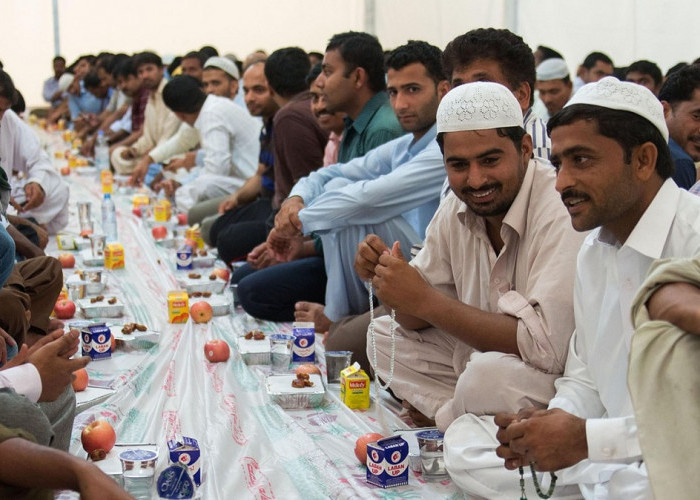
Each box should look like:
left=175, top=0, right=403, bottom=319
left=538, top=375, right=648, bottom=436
left=178, top=274, right=227, bottom=294
left=266, top=374, right=325, bottom=409
left=80, top=248, right=104, bottom=267
left=109, top=324, right=159, bottom=344
left=66, top=271, right=106, bottom=296
left=239, top=337, right=271, bottom=365
left=192, top=253, right=216, bottom=268
left=78, top=297, right=125, bottom=319
left=188, top=294, right=230, bottom=316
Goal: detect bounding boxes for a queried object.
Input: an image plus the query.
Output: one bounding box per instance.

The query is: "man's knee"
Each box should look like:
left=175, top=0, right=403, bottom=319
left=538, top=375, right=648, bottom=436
left=0, top=288, right=30, bottom=342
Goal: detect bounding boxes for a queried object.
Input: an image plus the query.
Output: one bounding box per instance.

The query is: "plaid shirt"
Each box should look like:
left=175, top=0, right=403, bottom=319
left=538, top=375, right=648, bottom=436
left=130, top=86, right=150, bottom=132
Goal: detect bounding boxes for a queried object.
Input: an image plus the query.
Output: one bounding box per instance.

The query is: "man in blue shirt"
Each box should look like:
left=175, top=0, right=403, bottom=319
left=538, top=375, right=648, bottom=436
left=660, top=65, right=700, bottom=190
left=250, top=41, right=449, bottom=331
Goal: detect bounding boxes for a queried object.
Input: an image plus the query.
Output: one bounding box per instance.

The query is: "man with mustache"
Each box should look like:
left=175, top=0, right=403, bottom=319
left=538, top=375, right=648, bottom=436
left=362, top=81, right=585, bottom=439
left=466, top=77, right=700, bottom=498
left=661, top=65, right=700, bottom=190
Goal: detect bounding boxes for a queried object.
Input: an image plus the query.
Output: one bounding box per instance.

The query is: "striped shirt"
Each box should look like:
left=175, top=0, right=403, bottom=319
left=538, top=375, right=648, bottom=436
left=524, top=108, right=551, bottom=161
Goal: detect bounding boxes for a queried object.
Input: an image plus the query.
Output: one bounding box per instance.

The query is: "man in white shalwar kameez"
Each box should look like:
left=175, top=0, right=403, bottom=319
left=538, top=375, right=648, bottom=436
left=454, top=77, right=700, bottom=499
left=0, top=71, right=69, bottom=234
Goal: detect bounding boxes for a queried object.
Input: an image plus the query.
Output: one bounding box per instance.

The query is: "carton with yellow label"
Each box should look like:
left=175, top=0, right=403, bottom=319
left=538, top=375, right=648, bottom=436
left=185, top=225, right=204, bottom=249
left=168, top=290, right=189, bottom=323
left=101, top=170, right=113, bottom=194
left=340, top=362, right=370, bottom=409
left=104, top=243, right=125, bottom=269
left=154, top=199, right=172, bottom=222
left=132, top=194, right=150, bottom=209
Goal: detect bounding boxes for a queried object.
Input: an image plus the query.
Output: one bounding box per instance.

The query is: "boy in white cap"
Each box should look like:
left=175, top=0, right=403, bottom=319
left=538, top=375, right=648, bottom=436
left=464, top=76, right=700, bottom=498
left=535, top=58, right=572, bottom=122
left=360, top=81, right=584, bottom=436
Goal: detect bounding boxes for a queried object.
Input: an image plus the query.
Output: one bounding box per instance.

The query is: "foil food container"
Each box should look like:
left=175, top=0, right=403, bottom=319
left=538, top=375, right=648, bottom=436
left=178, top=274, right=227, bottom=294
left=266, top=374, right=325, bottom=409
left=238, top=337, right=271, bottom=365
left=78, top=297, right=125, bottom=318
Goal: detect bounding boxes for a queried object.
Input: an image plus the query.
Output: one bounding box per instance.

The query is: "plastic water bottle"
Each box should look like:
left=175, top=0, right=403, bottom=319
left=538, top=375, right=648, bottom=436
left=101, top=193, right=118, bottom=242
left=94, top=130, right=109, bottom=170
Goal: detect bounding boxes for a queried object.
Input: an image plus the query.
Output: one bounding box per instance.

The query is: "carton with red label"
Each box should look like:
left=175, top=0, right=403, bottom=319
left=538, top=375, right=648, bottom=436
left=80, top=323, right=112, bottom=361
left=167, top=435, right=201, bottom=486
left=340, top=362, right=370, bottom=409
left=366, top=436, right=409, bottom=488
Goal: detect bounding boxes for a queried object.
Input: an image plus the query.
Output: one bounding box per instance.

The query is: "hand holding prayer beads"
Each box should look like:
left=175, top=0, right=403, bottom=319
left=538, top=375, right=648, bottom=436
left=354, top=234, right=390, bottom=281
left=372, top=241, right=429, bottom=312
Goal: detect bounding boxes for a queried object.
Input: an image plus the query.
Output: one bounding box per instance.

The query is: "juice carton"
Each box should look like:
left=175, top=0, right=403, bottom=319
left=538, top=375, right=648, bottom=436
left=132, top=194, right=150, bottom=209
left=176, top=245, right=193, bottom=270
left=291, top=321, right=315, bottom=363
left=101, top=170, right=113, bottom=194
left=168, top=290, right=189, bottom=323
left=366, top=436, right=409, bottom=488
left=56, top=234, right=77, bottom=250
left=167, top=436, right=201, bottom=486
left=154, top=199, right=172, bottom=222
left=185, top=226, right=204, bottom=249
left=104, top=243, right=125, bottom=269
left=80, top=323, right=112, bottom=360
left=340, top=362, right=370, bottom=409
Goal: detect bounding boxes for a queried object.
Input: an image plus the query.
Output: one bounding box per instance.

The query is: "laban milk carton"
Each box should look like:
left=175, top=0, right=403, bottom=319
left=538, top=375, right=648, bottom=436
left=81, top=323, right=112, bottom=360
left=176, top=245, right=193, bottom=270
left=104, top=243, right=125, bottom=269
left=167, top=436, right=201, bottom=486
left=291, top=321, right=315, bottom=363
left=366, top=436, right=409, bottom=488
left=168, top=290, right=189, bottom=323
left=340, top=362, right=370, bottom=409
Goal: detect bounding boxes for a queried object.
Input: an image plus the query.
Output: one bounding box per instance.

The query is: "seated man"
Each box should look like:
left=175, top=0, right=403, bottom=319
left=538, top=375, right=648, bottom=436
left=0, top=71, right=70, bottom=234
left=111, top=52, right=180, bottom=175
left=535, top=58, right=572, bottom=122
left=624, top=59, right=663, bottom=96
left=627, top=256, right=700, bottom=499
left=273, top=40, right=449, bottom=330
left=42, top=56, right=67, bottom=108
left=155, top=75, right=259, bottom=210
left=481, top=77, right=700, bottom=498
left=363, top=82, right=584, bottom=437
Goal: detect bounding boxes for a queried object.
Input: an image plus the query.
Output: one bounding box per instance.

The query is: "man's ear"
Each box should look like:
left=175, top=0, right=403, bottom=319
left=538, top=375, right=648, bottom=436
left=633, top=142, right=659, bottom=181
left=353, top=66, right=368, bottom=89
left=512, top=81, right=531, bottom=113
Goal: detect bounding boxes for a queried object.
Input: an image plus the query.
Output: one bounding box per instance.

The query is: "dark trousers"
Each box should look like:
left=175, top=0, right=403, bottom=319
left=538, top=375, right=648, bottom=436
left=235, top=257, right=327, bottom=322
left=211, top=198, right=273, bottom=265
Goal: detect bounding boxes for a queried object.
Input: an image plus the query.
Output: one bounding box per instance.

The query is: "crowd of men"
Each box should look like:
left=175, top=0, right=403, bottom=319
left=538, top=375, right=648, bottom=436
left=1, top=28, right=699, bottom=498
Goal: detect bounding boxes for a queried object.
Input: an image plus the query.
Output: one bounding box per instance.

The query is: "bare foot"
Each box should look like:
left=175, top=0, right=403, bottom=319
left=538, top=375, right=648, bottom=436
left=294, top=302, right=332, bottom=333
left=402, top=400, right=436, bottom=428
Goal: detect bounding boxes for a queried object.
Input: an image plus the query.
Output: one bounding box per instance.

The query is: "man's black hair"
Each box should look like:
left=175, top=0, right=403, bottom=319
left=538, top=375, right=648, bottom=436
left=264, top=47, right=310, bottom=98
left=385, top=40, right=445, bottom=84
left=162, top=75, right=206, bottom=114
left=666, top=62, right=688, bottom=78
left=83, top=70, right=102, bottom=89
left=548, top=104, right=673, bottom=179
left=183, top=51, right=206, bottom=67
left=306, top=62, right=322, bottom=87
left=436, top=126, right=525, bottom=155
left=659, top=64, right=700, bottom=107
left=133, top=52, right=162, bottom=71
left=582, top=52, right=613, bottom=69
left=442, top=28, right=535, bottom=106
left=113, top=58, right=137, bottom=79
left=0, top=70, right=18, bottom=105
left=326, top=31, right=386, bottom=92
left=199, top=46, right=219, bottom=59
left=167, top=56, right=182, bottom=76
left=536, top=45, right=563, bottom=61
left=53, top=55, right=66, bottom=65
left=626, top=60, right=663, bottom=86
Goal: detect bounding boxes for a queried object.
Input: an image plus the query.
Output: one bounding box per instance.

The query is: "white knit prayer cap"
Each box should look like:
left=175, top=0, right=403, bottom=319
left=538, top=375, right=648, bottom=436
left=436, top=81, right=523, bottom=133
left=566, top=76, right=668, bottom=141
left=536, top=58, right=569, bottom=81
left=58, top=73, right=74, bottom=92
left=204, top=56, right=240, bottom=80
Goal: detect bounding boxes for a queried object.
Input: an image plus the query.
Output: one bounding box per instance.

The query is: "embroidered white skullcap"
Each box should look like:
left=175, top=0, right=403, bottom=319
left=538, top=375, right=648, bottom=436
left=536, top=58, right=569, bottom=81
left=57, top=72, right=74, bottom=92
left=204, top=56, right=240, bottom=80
left=566, top=76, right=668, bottom=141
left=436, top=82, right=523, bottom=133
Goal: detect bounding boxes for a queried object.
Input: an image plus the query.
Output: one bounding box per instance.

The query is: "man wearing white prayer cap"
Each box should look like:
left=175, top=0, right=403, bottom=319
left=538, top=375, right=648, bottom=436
left=203, top=56, right=240, bottom=99
left=535, top=58, right=572, bottom=121
left=363, top=82, right=584, bottom=492
left=485, top=76, right=700, bottom=499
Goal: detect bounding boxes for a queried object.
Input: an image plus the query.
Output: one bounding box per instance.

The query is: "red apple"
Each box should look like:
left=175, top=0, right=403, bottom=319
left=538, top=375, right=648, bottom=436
left=81, top=420, right=116, bottom=461
left=295, top=363, right=321, bottom=376
left=177, top=213, right=188, bottom=225
left=72, top=368, right=89, bottom=392
left=54, top=299, right=76, bottom=320
left=204, top=339, right=230, bottom=362
left=183, top=238, right=198, bottom=249
left=60, top=166, right=71, bottom=176
left=58, top=253, right=75, bottom=268
left=354, top=433, right=385, bottom=465
left=132, top=207, right=142, bottom=217
left=211, top=267, right=230, bottom=283
left=151, top=225, right=168, bottom=240
left=190, top=301, right=213, bottom=324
